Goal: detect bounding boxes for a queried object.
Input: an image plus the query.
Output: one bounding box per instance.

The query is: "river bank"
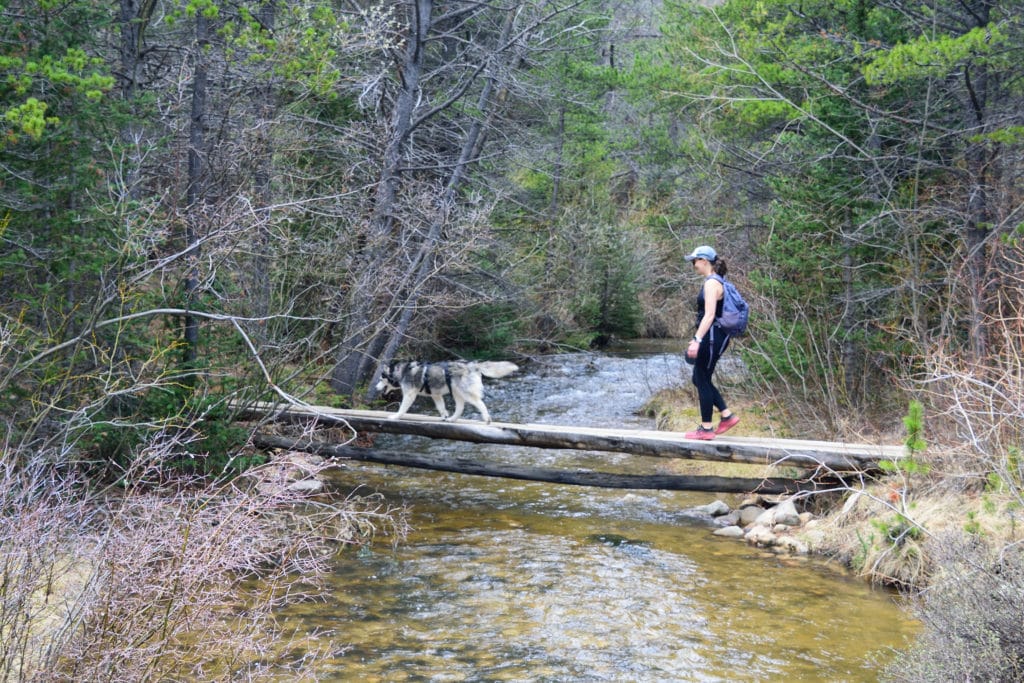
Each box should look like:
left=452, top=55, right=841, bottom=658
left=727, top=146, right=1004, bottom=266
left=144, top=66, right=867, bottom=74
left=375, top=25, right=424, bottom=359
left=641, top=384, right=1022, bottom=593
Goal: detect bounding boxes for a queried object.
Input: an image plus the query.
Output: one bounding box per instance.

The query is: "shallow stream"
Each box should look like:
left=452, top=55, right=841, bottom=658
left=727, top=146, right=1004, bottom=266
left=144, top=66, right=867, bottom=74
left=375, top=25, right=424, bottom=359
left=277, top=342, right=919, bottom=680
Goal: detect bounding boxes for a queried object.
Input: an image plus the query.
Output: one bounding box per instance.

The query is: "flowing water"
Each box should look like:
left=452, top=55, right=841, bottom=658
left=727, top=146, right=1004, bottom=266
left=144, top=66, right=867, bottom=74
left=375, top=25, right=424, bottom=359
left=277, top=342, right=919, bottom=681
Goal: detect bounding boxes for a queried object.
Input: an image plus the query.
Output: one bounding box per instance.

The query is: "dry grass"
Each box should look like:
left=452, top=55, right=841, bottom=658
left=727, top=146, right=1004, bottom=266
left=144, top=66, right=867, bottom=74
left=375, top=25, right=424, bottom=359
left=807, top=482, right=1022, bottom=589
left=640, top=384, right=795, bottom=439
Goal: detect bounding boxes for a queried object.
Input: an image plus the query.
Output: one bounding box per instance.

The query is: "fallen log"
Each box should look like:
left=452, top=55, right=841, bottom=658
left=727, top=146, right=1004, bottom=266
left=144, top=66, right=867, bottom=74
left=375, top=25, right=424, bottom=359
left=235, top=401, right=903, bottom=473
left=251, top=433, right=838, bottom=495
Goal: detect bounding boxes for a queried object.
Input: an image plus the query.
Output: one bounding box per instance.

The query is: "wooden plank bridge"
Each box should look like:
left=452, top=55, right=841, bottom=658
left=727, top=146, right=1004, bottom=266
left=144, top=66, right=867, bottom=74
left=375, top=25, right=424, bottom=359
left=238, top=401, right=906, bottom=496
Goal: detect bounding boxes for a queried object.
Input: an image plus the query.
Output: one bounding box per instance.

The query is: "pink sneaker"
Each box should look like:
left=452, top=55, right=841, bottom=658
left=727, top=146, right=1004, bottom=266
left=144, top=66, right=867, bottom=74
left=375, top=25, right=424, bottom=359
left=684, top=426, right=716, bottom=440
left=716, top=414, right=740, bottom=435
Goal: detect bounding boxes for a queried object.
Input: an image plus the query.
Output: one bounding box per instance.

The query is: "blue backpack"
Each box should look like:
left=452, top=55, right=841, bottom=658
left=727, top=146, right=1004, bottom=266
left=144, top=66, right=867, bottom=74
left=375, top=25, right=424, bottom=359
left=710, top=274, right=749, bottom=336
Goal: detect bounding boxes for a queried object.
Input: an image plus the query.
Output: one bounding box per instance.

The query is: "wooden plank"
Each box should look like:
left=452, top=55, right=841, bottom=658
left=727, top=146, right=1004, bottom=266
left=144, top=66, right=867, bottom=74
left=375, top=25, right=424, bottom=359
left=235, top=401, right=903, bottom=472
left=251, top=434, right=833, bottom=495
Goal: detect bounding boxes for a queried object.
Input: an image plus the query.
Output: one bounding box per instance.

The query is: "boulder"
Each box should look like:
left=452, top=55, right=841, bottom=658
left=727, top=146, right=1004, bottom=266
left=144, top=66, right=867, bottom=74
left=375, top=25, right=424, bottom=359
left=718, top=511, right=741, bottom=527
left=739, top=505, right=765, bottom=526
left=754, top=508, right=775, bottom=527
left=696, top=500, right=732, bottom=517
left=772, top=499, right=801, bottom=526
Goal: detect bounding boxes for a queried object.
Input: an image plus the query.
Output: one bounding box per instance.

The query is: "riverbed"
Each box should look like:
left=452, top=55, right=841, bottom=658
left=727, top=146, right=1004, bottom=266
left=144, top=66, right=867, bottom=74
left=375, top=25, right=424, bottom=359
left=274, top=344, right=918, bottom=680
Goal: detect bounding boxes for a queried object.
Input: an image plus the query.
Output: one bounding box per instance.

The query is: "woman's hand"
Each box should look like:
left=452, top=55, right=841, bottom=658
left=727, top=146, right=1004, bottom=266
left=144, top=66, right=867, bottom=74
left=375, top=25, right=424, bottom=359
left=687, top=339, right=700, bottom=359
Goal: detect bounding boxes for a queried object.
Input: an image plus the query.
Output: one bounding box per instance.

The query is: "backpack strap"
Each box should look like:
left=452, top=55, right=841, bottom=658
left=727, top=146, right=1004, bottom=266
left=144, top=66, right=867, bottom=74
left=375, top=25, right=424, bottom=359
left=708, top=273, right=726, bottom=325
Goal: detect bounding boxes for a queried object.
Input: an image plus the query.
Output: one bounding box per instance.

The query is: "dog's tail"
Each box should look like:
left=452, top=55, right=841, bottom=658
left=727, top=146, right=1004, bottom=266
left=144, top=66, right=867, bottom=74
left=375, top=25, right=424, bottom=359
left=474, top=361, right=519, bottom=378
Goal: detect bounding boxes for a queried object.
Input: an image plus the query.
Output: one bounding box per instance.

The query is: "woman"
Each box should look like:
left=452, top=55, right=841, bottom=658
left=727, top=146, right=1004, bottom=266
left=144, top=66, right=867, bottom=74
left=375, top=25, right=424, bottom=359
left=683, top=245, right=739, bottom=440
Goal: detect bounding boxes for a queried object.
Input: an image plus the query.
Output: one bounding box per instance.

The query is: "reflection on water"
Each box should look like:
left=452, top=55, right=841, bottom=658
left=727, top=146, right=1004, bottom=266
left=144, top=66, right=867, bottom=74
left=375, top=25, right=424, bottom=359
left=275, top=345, right=918, bottom=681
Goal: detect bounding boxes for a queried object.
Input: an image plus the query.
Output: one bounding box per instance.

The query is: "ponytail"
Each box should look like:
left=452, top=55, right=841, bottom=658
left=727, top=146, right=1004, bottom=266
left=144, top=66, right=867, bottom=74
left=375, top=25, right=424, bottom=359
left=713, top=258, right=728, bottom=277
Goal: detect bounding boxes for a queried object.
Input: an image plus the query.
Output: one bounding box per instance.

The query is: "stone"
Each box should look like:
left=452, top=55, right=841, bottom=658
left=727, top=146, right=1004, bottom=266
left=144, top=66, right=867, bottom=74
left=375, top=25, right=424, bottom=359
left=754, top=508, right=775, bottom=527
left=286, top=478, right=324, bottom=494
left=739, top=505, right=765, bottom=526
left=695, top=500, right=731, bottom=517
left=798, top=528, right=827, bottom=550
left=713, top=526, right=745, bottom=538
left=745, top=524, right=777, bottom=547
left=718, top=511, right=741, bottom=527
left=772, top=499, right=801, bottom=527
left=840, top=490, right=863, bottom=516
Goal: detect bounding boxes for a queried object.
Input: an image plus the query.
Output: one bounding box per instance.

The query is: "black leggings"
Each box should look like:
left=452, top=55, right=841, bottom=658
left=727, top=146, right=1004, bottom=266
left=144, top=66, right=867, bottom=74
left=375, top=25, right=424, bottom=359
left=691, top=326, right=731, bottom=423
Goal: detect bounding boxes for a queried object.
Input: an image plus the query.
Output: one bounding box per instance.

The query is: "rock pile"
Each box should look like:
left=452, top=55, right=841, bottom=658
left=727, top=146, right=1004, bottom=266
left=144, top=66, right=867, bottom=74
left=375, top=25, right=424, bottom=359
left=693, top=495, right=826, bottom=555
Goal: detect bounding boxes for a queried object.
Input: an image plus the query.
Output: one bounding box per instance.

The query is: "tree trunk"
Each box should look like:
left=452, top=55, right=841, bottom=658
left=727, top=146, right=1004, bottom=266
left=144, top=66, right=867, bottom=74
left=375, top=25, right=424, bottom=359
left=117, top=0, right=157, bottom=210
left=235, top=401, right=903, bottom=471
left=840, top=217, right=857, bottom=404
left=960, top=5, right=992, bottom=363
left=330, top=0, right=433, bottom=398
left=363, top=8, right=518, bottom=402
left=183, top=11, right=209, bottom=372
left=252, top=0, right=277, bottom=324
left=545, top=106, right=565, bottom=284
left=251, top=433, right=823, bottom=495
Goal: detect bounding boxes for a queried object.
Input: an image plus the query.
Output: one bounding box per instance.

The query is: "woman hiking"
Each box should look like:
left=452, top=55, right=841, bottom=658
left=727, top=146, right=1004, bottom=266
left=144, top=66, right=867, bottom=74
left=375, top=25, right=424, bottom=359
left=683, top=245, right=739, bottom=440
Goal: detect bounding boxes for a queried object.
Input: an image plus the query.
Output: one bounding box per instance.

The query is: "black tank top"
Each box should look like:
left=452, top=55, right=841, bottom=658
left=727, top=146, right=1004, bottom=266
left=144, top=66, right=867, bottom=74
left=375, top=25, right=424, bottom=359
left=695, top=277, right=724, bottom=328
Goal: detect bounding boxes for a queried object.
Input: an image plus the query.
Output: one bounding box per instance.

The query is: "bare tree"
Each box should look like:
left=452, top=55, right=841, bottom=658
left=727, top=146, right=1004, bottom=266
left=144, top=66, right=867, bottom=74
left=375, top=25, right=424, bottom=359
left=329, top=0, right=589, bottom=399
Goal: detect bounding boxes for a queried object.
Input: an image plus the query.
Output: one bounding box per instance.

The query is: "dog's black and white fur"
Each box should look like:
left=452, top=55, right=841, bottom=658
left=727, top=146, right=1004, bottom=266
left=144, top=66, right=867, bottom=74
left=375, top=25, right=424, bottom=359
left=374, top=360, right=519, bottom=423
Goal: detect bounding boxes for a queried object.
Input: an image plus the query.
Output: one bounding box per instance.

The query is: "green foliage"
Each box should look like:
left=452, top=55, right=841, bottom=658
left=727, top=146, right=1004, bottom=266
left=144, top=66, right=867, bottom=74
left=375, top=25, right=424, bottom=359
left=963, top=510, right=982, bottom=536
left=902, top=399, right=927, bottom=455
left=220, top=2, right=349, bottom=98
left=852, top=528, right=874, bottom=573
left=0, top=0, right=124, bottom=334
left=437, top=302, right=523, bottom=357
left=984, top=446, right=1024, bottom=494
left=864, top=26, right=1009, bottom=85
left=0, top=10, right=114, bottom=144
left=879, top=401, right=931, bottom=477
left=3, top=98, right=56, bottom=140
left=871, top=512, right=923, bottom=547
left=86, top=385, right=252, bottom=478
left=574, top=224, right=644, bottom=337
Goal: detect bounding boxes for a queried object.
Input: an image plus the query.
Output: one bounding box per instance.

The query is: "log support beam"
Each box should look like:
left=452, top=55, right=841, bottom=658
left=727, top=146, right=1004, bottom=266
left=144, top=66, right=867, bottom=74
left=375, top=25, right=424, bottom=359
left=251, top=433, right=838, bottom=496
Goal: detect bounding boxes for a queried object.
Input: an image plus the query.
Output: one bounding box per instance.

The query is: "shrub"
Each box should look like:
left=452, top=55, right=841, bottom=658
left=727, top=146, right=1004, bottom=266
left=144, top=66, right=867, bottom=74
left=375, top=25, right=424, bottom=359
left=883, top=534, right=1024, bottom=682
left=84, top=385, right=250, bottom=477
left=0, top=442, right=406, bottom=681
left=436, top=302, right=523, bottom=357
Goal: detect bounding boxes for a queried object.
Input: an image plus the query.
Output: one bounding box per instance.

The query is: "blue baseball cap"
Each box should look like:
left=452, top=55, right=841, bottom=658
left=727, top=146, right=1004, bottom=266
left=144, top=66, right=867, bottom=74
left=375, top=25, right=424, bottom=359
left=684, top=245, right=717, bottom=262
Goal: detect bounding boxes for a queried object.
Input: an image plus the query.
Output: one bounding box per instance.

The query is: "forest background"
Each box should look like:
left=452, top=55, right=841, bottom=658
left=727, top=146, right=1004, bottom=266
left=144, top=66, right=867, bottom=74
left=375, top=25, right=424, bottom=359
left=1, top=0, right=1023, bottom=679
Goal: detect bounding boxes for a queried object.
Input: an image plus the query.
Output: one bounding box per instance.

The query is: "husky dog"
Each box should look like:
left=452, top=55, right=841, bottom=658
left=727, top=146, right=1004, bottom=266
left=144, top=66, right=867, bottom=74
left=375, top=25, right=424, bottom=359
left=374, top=360, right=519, bottom=423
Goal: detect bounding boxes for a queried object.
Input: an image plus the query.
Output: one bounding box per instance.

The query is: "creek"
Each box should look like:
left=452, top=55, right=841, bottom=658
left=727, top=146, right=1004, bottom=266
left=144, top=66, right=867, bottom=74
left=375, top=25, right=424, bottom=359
left=275, top=341, right=919, bottom=681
